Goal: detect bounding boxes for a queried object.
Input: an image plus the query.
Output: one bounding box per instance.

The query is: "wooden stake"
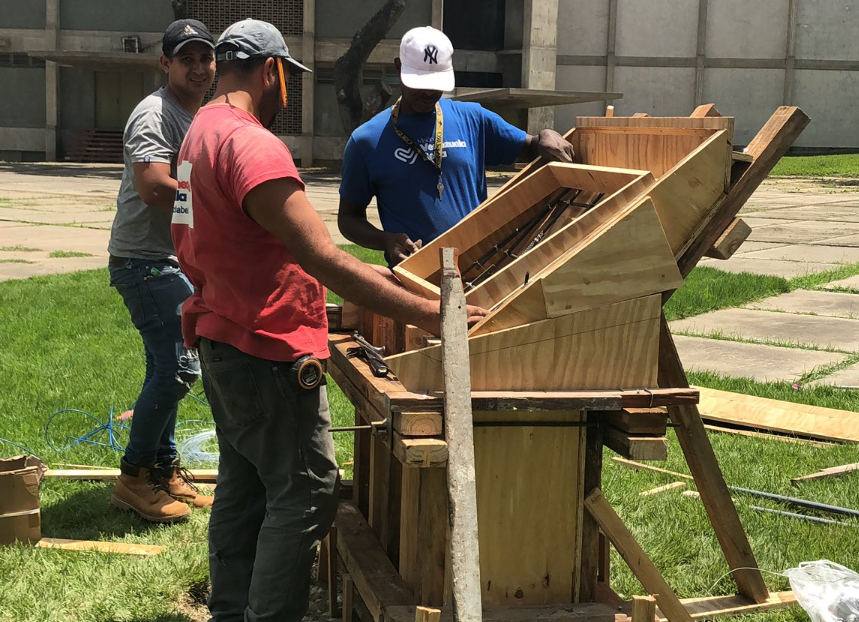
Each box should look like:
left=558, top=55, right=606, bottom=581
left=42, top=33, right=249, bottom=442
left=640, top=482, right=686, bottom=497
left=605, top=105, right=615, bottom=117
left=583, top=489, right=693, bottom=622
left=414, top=606, right=441, bottom=622
left=327, top=526, right=339, bottom=617
left=342, top=574, right=354, bottom=622
left=632, top=595, right=658, bottom=622
left=792, top=463, right=859, bottom=486
left=439, top=247, right=482, bottom=622
left=35, top=538, right=165, bottom=556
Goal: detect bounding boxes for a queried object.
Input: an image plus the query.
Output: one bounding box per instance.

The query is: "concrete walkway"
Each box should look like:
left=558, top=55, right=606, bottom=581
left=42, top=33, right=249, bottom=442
left=2, top=163, right=859, bottom=387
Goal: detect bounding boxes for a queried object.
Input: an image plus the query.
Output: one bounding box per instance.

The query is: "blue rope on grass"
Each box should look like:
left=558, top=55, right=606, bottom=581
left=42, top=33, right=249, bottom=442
left=0, top=437, right=42, bottom=460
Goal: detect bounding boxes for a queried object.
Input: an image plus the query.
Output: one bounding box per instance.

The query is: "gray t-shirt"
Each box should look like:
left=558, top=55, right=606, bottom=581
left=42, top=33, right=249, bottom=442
left=108, top=88, right=193, bottom=260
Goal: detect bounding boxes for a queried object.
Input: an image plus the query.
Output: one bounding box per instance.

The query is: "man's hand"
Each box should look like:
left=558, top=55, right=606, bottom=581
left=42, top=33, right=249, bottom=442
left=535, top=129, right=575, bottom=163
left=465, top=305, right=489, bottom=327
left=385, top=233, right=422, bottom=265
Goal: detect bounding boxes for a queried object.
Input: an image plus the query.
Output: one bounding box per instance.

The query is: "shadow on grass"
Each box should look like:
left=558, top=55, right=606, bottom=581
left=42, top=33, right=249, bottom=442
left=40, top=482, right=168, bottom=539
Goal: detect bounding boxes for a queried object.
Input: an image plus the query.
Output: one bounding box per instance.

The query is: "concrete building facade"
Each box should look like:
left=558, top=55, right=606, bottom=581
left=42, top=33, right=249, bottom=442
left=0, top=0, right=856, bottom=164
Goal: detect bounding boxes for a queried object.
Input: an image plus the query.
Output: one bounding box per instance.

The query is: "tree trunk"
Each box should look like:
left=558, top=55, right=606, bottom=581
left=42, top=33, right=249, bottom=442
left=334, top=0, right=407, bottom=135
left=172, top=1, right=189, bottom=20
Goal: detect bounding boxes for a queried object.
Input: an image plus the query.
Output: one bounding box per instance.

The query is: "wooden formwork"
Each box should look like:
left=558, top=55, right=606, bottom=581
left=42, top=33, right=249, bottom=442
left=327, top=105, right=810, bottom=622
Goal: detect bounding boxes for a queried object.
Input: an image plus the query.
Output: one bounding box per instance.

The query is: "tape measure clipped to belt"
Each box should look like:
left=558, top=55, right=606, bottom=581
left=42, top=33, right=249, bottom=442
left=292, top=356, right=324, bottom=390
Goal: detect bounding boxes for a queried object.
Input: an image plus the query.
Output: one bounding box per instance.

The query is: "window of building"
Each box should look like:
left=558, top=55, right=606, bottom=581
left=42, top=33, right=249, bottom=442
left=0, top=54, right=45, bottom=69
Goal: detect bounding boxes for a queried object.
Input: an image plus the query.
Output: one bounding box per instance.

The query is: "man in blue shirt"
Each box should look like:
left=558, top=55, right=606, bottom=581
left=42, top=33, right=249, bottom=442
left=339, top=26, right=575, bottom=265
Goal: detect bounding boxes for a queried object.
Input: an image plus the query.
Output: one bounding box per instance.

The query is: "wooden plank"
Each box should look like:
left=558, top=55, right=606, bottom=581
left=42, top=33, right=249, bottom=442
left=578, top=412, right=604, bottom=603
left=387, top=296, right=662, bottom=393
left=328, top=303, right=344, bottom=330
left=35, top=538, right=165, bottom=556
left=369, top=435, right=391, bottom=542
left=335, top=502, right=416, bottom=621
left=386, top=603, right=627, bottom=622
left=703, top=424, right=834, bottom=448
left=704, top=218, right=751, bottom=260
left=576, top=116, right=732, bottom=131
left=343, top=574, right=355, bottom=622
left=698, top=387, right=859, bottom=443
left=583, top=489, right=693, bottom=622
left=318, top=533, right=330, bottom=585
left=612, top=457, right=693, bottom=481
left=676, top=590, right=795, bottom=621
left=640, top=482, right=686, bottom=497
left=675, top=107, right=810, bottom=277
left=690, top=104, right=722, bottom=118
left=791, top=462, right=859, bottom=485
left=439, top=247, right=482, bottom=622
left=386, top=388, right=700, bottom=414
left=393, top=435, right=448, bottom=468
left=658, top=317, right=769, bottom=604
left=471, top=197, right=683, bottom=334
left=354, top=403, right=372, bottom=517
left=394, top=412, right=444, bottom=436
left=475, top=410, right=586, bottom=605
left=604, top=408, right=668, bottom=435
left=328, top=526, right=340, bottom=617
left=632, top=595, right=657, bottom=622
left=415, top=606, right=441, bottom=622
left=400, top=467, right=449, bottom=605
left=342, top=301, right=361, bottom=330
left=44, top=469, right=217, bottom=483
left=731, top=151, right=754, bottom=163
left=603, top=426, right=668, bottom=461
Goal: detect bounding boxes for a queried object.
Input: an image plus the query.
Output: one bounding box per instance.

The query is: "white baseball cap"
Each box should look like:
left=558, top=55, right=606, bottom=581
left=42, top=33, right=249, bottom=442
left=399, top=26, right=455, bottom=93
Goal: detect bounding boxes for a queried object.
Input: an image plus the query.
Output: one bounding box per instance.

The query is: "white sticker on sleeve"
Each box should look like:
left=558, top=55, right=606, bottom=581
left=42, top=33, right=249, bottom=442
left=172, top=160, right=194, bottom=228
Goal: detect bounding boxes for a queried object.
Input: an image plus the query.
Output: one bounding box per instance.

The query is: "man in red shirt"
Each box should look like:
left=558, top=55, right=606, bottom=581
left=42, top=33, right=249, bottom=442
left=172, top=19, right=485, bottom=622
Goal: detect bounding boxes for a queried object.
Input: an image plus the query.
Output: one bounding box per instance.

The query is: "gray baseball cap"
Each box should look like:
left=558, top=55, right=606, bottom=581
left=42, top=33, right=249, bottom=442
left=215, top=19, right=311, bottom=74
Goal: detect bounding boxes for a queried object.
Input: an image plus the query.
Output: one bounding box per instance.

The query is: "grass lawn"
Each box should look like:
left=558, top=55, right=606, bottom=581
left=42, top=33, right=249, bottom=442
left=1, top=257, right=859, bottom=621
left=771, top=153, right=859, bottom=177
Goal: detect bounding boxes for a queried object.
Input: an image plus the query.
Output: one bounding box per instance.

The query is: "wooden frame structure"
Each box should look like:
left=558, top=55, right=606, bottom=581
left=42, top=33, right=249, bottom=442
left=326, top=105, right=809, bottom=622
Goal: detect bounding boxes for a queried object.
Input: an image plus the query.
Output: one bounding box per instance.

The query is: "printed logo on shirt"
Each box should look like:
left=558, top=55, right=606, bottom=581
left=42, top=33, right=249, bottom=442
left=392, top=139, right=468, bottom=165
left=172, top=160, right=194, bottom=228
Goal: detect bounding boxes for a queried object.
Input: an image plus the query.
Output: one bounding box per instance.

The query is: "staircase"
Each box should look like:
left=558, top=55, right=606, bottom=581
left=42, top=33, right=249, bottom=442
left=65, top=129, right=124, bottom=163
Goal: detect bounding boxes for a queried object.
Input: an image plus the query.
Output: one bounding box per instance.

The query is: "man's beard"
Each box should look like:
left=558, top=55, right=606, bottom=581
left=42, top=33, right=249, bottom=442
left=261, top=85, right=282, bottom=130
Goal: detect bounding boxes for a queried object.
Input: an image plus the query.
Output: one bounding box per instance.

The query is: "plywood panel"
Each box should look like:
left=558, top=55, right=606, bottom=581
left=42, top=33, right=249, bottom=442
left=645, top=130, right=732, bottom=254
left=474, top=410, right=586, bottom=605
left=387, top=296, right=661, bottom=393
left=472, top=198, right=682, bottom=334
left=465, top=174, right=655, bottom=310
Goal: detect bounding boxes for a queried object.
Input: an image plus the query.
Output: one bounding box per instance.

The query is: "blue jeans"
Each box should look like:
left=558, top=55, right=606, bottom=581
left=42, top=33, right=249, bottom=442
left=109, top=257, right=201, bottom=467
left=199, top=338, right=339, bottom=622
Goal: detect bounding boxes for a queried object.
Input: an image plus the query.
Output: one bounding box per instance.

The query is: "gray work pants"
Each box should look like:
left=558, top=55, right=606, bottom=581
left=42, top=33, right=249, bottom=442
left=200, top=338, right=339, bottom=622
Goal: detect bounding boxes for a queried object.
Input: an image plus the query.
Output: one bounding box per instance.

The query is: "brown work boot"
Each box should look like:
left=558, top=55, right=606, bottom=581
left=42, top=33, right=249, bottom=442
left=155, top=458, right=213, bottom=509
left=111, top=458, right=192, bottom=523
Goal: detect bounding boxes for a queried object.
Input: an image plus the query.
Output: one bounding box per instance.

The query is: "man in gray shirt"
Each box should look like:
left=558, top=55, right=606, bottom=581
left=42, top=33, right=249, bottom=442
left=107, top=18, right=215, bottom=522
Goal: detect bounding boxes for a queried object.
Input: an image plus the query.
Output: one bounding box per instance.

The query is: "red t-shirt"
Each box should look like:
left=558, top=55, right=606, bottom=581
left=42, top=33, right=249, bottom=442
left=171, top=104, right=328, bottom=362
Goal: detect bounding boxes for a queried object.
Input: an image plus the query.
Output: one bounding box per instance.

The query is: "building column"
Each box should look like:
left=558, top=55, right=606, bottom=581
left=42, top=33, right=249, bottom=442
left=521, top=0, right=559, bottom=133
left=45, top=0, right=59, bottom=161
left=301, top=0, right=315, bottom=167
left=431, top=0, right=443, bottom=29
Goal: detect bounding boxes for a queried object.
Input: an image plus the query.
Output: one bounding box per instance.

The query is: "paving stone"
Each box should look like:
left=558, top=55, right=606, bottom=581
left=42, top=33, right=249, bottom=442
left=0, top=208, right=115, bottom=225
left=814, top=233, right=859, bottom=247
left=806, top=362, right=859, bottom=388
left=733, top=241, right=788, bottom=255
left=823, top=275, right=859, bottom=291
left=741, top=244, right=859, bottom=264
left=741, top=205, right=859, bottom=222
left=672, top=335, right=847, bottom=382
left=748, top=220, right=859, bottom=244
left=0, top=256, right=107, bottom=281
left=745, top=289, right=859, bottom=318
left=670, top=308, right=859, bottom=351
left=700, top=257, right=838, bottom=277
left=738, top=217, right=786, bottom=229
left=0, top=224, right=109, bottom=255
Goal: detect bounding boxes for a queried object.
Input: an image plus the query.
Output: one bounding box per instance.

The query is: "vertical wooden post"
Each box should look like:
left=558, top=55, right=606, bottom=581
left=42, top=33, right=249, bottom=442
left=353, top=404, right=371, bottom=518
left=342, top=574, right=354, bottom=622
left=327, top=526, right=340, bottom=617
left=694, top=0, right=709, bottom=106
left=632, top=595, right=658, bottom=622
left=440, top=247, right=482, bottom=622
left=415, top=606, right=442, bottom=622
left=400, top=467, right=449, bottom=605
left=577, top=412, right=603, bottom=602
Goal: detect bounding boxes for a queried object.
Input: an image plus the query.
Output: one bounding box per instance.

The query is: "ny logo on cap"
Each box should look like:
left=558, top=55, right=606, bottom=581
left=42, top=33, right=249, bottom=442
left=184, top=24, right=198, bottom=35
left=423, top=45, right=438, bottom=65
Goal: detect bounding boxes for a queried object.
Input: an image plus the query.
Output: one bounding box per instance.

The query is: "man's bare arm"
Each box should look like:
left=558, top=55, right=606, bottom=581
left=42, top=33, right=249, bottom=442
left=246, top=178, right=487, bottom=334
left=519, top=129, right=575, bottom=163
left=132, top=162, right=178, bottom=211
left=338, top=198, right=422, bottom=265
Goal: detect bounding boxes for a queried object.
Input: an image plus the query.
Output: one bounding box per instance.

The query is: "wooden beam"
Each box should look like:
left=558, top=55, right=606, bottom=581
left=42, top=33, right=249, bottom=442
left=675, top=107, right=810, bottom=277
left=640, top=482, right=686, bottom=497
left=657, top=317, right=769, bottom=604
left=632, top=595, right=658, bottom=622
left=675, top=590, right=795, bottom=620
left=690, top=104, right=721, bottom=118
left=394, top=412, right=444, bottom=436
left=343, top=574, right=355, bottom=622
left=612, top=457, right=693, bottom=481
left=603, top=426, right=668, bottom=461
left=584, top=489, right=693, bottom=622
left=439, top=248, right=482, bottom=622
left=328, top=525, right=340, bottom=618
left=400, top=468, right=449, bottom=605
left=704, top=218, right=751, bottom=260
left=35, top=538, right=166, bottom=556
left=44, top=468, right=217, bottom=483
left=578, top=412, right=604, bottom=602
left=703, top=424, right=834, bottom=448
left=335, top=502, right=416, bottom=622
left=393, top=435, right=448, bottom=468
left=604, top=408, right=668, bottom=435
left=415, top=606, right=441, bottom=622
left=791, top=463, right=859, bottom=485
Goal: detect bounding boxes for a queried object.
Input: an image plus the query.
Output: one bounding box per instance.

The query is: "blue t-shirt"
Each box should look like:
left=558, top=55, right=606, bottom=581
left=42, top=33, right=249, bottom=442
left=339, top=99, right=527, bottom=245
